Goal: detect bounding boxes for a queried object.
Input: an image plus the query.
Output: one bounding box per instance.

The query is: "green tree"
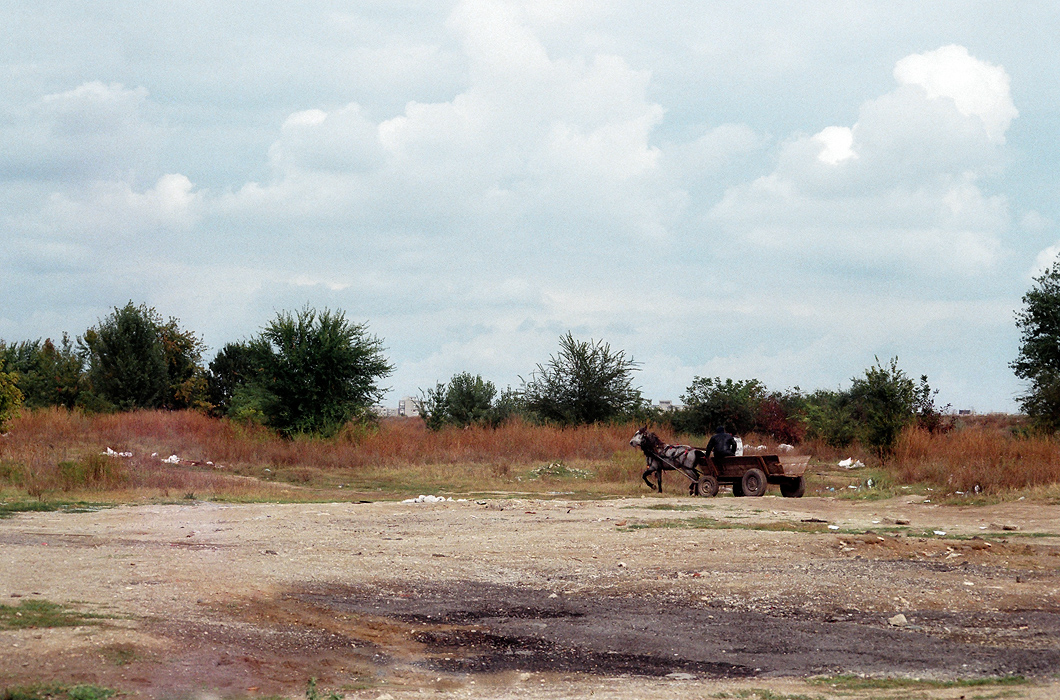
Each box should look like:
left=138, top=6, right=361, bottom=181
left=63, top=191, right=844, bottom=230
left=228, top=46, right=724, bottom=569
left=521, top=333, right=642, bottom=425
left=0, top=370, right=23, bottom=431
left=80, top=302, right=207, bottom=411
left=848, top=357, right=918, bottom=456
left=249, top=307, right=393, bottom=437
left=419, top=373, right=520, bottom=430
left=674, top=377, right=768, bottom=436
left=803, top=388, right=857, bottom=447
left=1012, top=257, right=1060, bottom=430
left=207, top=341, right=262, bottom=416
left=0, top=335, right=84, bottom=408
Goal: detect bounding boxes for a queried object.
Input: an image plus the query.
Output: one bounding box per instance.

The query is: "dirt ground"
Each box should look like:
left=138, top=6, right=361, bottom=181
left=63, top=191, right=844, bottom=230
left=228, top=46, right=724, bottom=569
left=2, top=486, right=1060, bottom=700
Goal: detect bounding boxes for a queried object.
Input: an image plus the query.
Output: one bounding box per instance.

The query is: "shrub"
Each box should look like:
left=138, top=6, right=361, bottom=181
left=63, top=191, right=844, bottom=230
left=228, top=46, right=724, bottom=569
left=420, top=373, right=520, bottom=430
left=241, top=307, right=393, bottom=437
left=80, top=302, right=207, bottom=411
left=0, top=371, right=23, bottom=432
left=674, top=377, right=767, bottom=436
left=522, top=333, right=643, bottom=425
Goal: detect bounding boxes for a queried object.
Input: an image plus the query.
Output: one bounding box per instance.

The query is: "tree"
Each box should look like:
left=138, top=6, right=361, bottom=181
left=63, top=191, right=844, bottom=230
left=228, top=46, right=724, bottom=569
left=521, top=333, right=642, bottom=425
left=248, top=307, right=393, bottom=437
left=675, top=377, right=768, bottom=436
left=0, top=370, right=22, bottom=431
left=1012, top=257, right=1060, bottom=430
left=419, top=372, right=519, bottom=430
left=207, top=341, right=262, bottom=416
left=80, top=302, right=207, bottom=411
left=0, top=335, right=83, bottom=409
left=848, top=357, right=918, bottom=456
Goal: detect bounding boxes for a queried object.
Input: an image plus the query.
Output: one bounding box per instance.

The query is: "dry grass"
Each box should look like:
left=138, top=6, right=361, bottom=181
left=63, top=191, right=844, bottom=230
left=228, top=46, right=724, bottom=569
left=891, top=426, right=1060, bottom=494
left=0, top=409, right=652, bottom=501
left=2, top=409, right=1058, bottom=503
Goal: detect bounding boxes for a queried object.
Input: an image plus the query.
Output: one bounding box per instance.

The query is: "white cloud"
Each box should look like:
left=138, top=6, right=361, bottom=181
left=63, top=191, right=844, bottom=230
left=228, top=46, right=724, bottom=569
left=813, top=125, right=855, bottom=165
left=894, top=44, right=1018, bottom=144
left=711, top=45, right=1016, bottom=276
left=0, top=81, right=160, bottom=182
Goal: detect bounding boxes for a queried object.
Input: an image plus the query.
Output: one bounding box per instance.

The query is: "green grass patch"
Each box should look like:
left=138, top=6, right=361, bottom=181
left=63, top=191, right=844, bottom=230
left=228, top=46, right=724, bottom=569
left=0, top=501, right=111, bottom=518
left=809, top=674, right=1029, bottom=691
left=526, top=461, right=594, bottom=480
left=0, top=599, right=107, bottom=630
left=1, top=685, right=116, bottom=700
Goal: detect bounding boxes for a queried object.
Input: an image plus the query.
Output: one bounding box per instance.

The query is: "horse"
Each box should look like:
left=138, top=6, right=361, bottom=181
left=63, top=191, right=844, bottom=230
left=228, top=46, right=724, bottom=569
left=629, top=426, right=703, bottom=495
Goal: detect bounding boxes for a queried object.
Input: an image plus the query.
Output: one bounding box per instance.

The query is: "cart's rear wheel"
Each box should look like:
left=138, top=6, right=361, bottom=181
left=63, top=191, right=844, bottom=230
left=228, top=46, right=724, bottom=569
left=697, top=475, right=719, bottom=498
left=780, top=476, right=806, bottom=498
left=741, top=468, right=768, bottom=497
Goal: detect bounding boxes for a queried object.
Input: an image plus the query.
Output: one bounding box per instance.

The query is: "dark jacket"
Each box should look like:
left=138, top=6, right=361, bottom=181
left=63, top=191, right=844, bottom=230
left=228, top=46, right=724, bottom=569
left=705, top=429, right=737, bottom=459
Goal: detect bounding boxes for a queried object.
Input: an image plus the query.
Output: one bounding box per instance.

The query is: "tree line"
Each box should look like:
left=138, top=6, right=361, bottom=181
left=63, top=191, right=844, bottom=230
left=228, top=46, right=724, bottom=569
left=5, top=252, right=1060, bottom=452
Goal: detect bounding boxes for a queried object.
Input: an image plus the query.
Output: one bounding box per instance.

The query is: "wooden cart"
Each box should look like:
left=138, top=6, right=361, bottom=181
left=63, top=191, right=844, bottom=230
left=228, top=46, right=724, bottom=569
left=694, top=453, right=809, bottom=498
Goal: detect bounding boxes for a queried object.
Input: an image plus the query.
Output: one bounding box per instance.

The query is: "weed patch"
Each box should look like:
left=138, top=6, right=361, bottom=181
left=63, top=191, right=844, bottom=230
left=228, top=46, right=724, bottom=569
left=0, top=685, right=116, bottom=700
left=0, top=599, right=106, bottom=630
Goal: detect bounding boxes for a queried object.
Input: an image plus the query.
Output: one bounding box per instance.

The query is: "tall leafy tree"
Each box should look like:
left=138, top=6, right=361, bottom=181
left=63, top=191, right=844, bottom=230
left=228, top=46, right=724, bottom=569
left=0, top=335, right=83, bottom=408
left=248, top=307, right=393, bottom=437
left=1012, top=257, right=1060, bottom=430
left=0, top=369, right=22, bottom=431
left=675, top=377, right=768, bottom=436
left=521, top=333, right=642, bottom=425
left=419, top=372, right=519, bottom=430
left=80, top=302, right=207, bottom=411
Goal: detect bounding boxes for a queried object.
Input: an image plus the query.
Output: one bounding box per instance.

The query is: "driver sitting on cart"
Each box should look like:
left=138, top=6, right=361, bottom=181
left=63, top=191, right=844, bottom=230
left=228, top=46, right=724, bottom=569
left=705, top=425, right=737, bottom=461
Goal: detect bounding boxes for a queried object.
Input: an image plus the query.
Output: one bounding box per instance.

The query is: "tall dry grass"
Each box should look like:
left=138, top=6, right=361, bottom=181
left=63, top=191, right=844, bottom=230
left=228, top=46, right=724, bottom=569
left=3, top=408, right=1058, bottom=501
left=891, top=425, right=1060, bottom=493
left=0, top=408, right=655, bottom=499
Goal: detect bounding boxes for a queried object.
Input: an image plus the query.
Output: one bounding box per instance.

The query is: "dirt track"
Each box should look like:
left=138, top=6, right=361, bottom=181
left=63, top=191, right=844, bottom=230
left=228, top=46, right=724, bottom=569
left=2, top=490, right=1060, bottom=699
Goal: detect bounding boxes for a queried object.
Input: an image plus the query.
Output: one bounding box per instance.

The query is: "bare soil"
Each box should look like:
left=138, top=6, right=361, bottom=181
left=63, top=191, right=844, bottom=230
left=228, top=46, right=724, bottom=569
left=2, top=488, right=1060, bottom=699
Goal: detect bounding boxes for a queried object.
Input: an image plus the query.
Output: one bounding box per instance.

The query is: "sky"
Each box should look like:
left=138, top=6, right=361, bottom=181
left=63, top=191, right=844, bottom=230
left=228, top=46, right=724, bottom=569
left=2, top=1, right=1058, bottom=412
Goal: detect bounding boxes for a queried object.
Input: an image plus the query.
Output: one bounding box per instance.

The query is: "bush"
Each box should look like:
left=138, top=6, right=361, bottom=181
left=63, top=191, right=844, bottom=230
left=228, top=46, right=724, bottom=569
left=847, top=357, right=921, bottom=456
left=0, top=335, right=83, bottom=409
left=674, top=377, right=767, bottom=436
left=420, top=373, right=522, bottom=430
left=238, top=307, right=393, bottom=437
left=80, top=302, right=207, bottom=411
left=522, top=333, right=643, bottom=425
left=0, top=371, right=23, bottom=431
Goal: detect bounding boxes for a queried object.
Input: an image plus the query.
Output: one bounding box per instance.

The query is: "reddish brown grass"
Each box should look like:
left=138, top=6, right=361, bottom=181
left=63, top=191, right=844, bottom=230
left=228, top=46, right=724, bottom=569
left=891, top=426, right=1060, bottom=493
left=3, top=409, right=1058, bottom=500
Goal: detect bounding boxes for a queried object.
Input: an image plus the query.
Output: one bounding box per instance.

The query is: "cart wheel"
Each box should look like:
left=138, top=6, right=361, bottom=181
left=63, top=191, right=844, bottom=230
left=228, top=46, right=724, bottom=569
left=780, top=476, right=806, bottom=498
left=741, top=468, right=767, bottom=497
left=697, top=475, right=719, bottom=498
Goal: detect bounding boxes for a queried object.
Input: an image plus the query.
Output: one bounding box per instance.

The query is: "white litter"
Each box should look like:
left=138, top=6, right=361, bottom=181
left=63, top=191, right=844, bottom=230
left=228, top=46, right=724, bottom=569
left=403, top=494, right=453, bottom=504
left=162, top=455, right=181, bottom=464
left=778, top=444, right=794, bottom=452
left=838, top=458, right=864, bottom=469
left=102, top=447, right=133, bottom=458
left=828, top=525, right=840, bottom=530
left=933, top=530, right=946, bottom=536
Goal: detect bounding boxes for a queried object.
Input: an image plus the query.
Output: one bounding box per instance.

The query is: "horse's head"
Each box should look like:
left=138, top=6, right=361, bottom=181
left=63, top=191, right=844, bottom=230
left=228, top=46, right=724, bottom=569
left=630, top=426, right=659, bottom=451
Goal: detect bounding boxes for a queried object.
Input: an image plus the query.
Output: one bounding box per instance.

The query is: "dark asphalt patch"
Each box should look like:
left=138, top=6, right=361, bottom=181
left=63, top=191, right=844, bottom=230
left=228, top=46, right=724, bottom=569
left=296, top=581, right=1060, bottom=679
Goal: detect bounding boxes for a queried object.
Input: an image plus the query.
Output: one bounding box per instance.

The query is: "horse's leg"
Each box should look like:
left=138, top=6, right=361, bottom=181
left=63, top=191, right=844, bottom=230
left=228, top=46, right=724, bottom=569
left=642, top=466, right=656, bottom=491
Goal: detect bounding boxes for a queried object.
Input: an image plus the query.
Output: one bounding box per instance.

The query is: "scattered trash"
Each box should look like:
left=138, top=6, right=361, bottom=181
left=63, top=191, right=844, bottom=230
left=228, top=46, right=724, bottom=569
left=102, top=447, right=133, bottom=458
left=838, top=458, right=864, bottom=469
left=162, top=455, right=181, bottom=464
left=403, top=494, right=453, bottom=504
left=933, top=530, right=946, bottom=536
left=828, top=525, right=840, bottom=530
left=778, top=444, right=794, bottom=452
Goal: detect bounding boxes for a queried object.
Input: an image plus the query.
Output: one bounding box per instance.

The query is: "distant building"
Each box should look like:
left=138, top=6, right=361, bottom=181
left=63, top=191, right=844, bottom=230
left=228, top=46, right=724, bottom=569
left=656, top=400, right=677, bottom=412
left=372, top=405, right=399, bottom=418
left=398, top=396, right=421, bottom=417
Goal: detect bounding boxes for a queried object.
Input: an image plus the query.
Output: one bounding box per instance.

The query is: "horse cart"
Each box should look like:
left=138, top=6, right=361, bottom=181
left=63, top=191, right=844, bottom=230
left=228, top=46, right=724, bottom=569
left=697, top=453, right=809, bottom=498
left=630, top=427, right=809, bottom=498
